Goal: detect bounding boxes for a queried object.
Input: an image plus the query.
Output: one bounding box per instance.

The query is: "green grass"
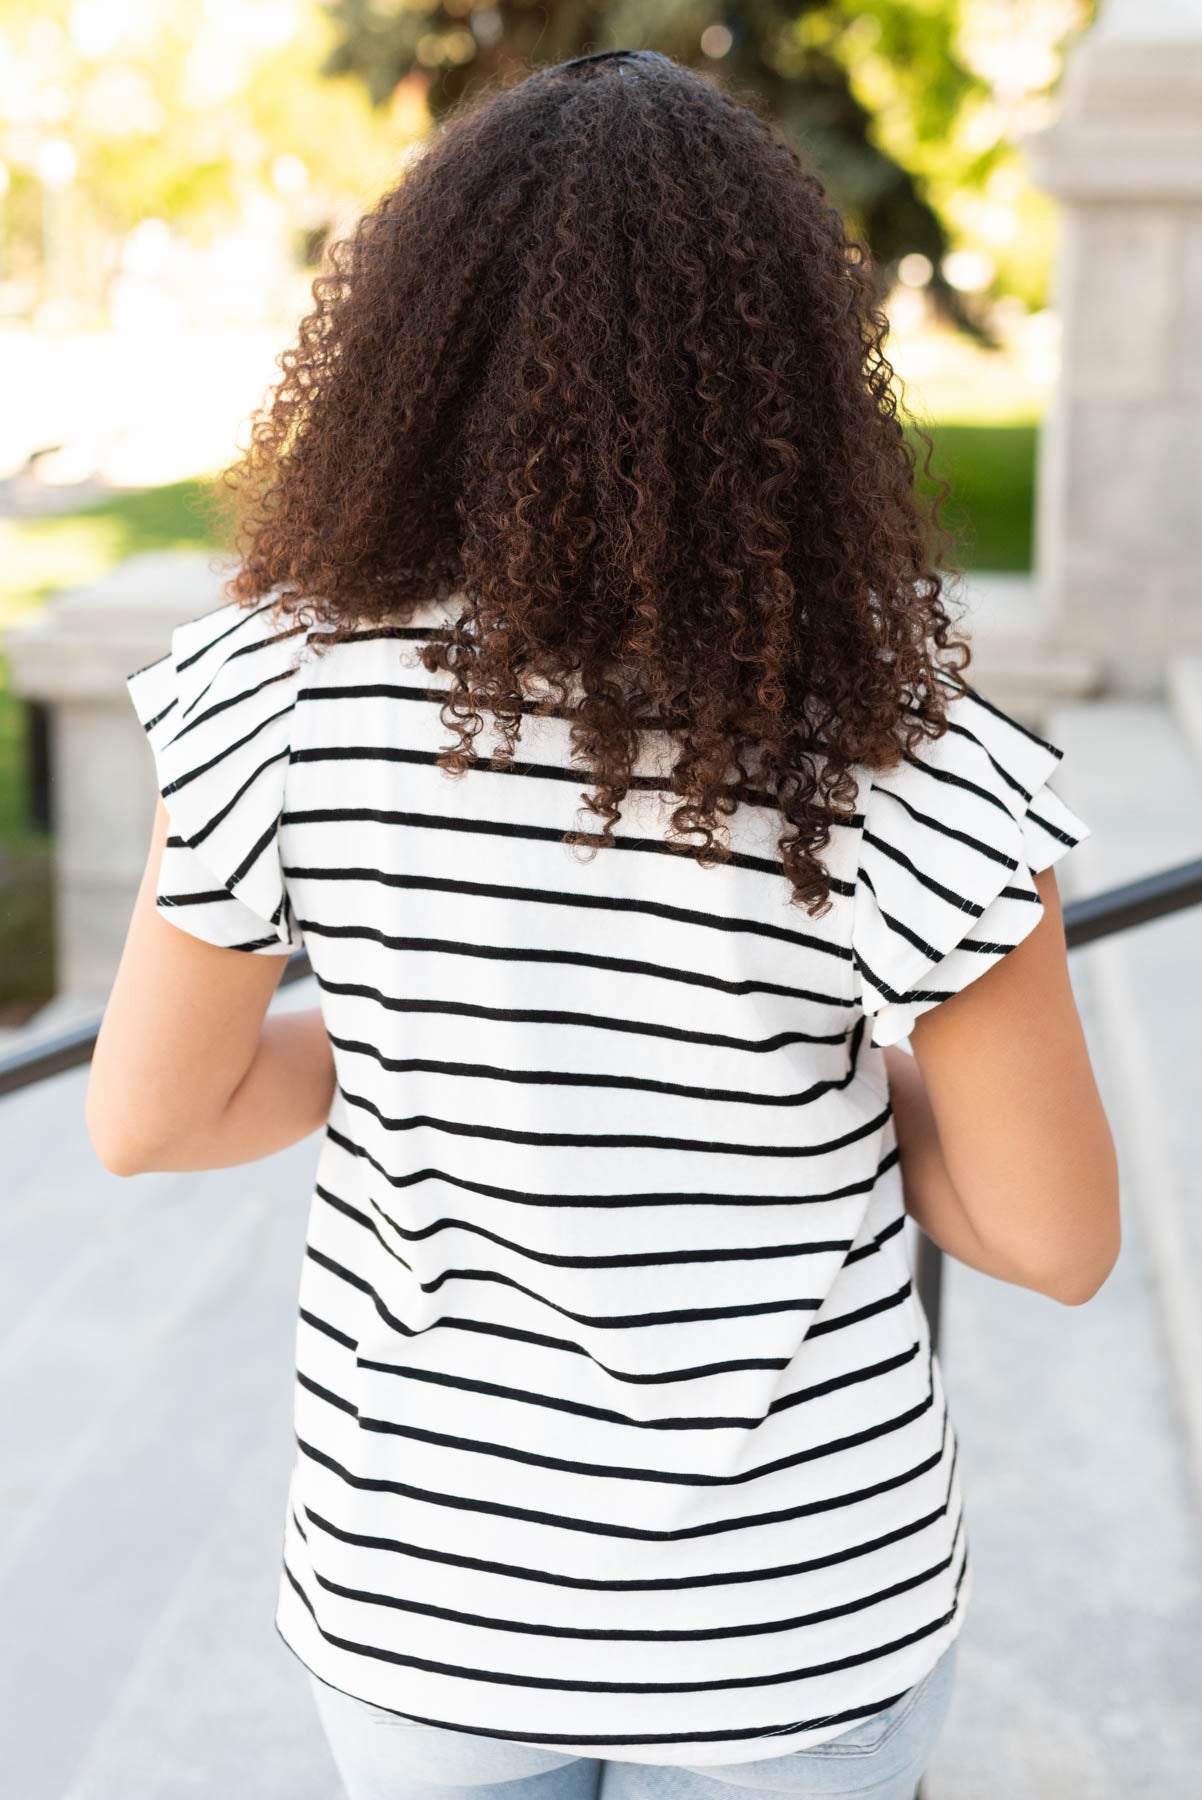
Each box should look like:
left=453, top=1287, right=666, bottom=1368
left=0, top=478, right=228, bottom=639
left=913, top=422, right=1037, bottom=573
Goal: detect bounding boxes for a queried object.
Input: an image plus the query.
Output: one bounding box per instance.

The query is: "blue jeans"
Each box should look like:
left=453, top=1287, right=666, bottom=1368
left=308, top=1641, right=957, bottom=1800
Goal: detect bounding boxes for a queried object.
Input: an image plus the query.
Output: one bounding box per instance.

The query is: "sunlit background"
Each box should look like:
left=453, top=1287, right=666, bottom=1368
left=0, top=0, right=1095, bottom=1018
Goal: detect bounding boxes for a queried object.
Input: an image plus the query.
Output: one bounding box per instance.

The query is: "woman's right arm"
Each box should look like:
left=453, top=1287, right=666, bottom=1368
left=885, top=863, right=1122, bottom=1307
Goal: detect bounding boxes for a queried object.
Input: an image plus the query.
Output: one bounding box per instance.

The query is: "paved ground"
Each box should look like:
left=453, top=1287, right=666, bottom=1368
left=924, top=694, right=1202, bottom=1797
left=924, top=956, right=1202, bottom=1798
left=0, top=1058, right=337, bottom=1800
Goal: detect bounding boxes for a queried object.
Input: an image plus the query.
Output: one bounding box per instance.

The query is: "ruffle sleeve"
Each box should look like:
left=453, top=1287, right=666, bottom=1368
left=125, top=598, right=311, bottom=954
left=852, top=676, right=1092, bottom=1048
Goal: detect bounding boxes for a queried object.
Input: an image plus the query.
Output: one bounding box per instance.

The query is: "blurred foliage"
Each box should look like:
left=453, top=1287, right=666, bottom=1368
left=321, top=0, right=1095, bottom=321
left=0, top=1, right=1095, bottom=322
left=0, top=1, right=408, bottom=311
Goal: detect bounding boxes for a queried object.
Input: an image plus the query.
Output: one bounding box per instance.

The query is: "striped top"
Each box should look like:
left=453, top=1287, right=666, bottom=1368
left=127, top=594, right=1090, bottom=1764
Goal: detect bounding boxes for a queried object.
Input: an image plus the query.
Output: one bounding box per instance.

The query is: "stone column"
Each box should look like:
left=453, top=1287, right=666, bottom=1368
left=1027, top=0, right=1202, bottom=694
left=5, top=550, right=228, bottom=1008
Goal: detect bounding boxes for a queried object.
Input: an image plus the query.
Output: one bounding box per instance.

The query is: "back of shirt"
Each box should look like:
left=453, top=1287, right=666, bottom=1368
left=127, top=594, right=1090, bottom=1762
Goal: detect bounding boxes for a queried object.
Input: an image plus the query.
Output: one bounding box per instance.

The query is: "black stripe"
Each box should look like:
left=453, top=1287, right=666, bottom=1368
left=302, top=1518, right=964, bottom=1644
left=324, top=1032, right=853, bottom=1111
left=138, top=687, right=176, bottom=732
left=162, top=699, right=295, bottom=799
left=871, top=783, right=1018, bottom=869
left=352, top=1340, right=922, bottom=1434
left=181, top=746, right=289, bottom=848
left=164, top=664, right=298, bottom=746
left=863, top=828, right=1011, bottom=914
left=843, top=1208, right=906, bottom=1264
left=307, top=1350, right=936, bottom=1485
left=280, top=1547, right=967, bottom=1695
left=806, top=1278, right=913, bottom=1339
left=173, top=598, right=279, bottom=673
left=294, top=1407, right=951, bottom=1541
left=306, top=1243, right=796, bottom=1385
left=300, top=1307, right=357, bottom=1350
left=894, top=750, right=1017, bottom=822
left=299, top=1438, right=959, bottom=1591
left=321, top=1119, right=896, bottom=1209
left=279, top=1623, right=925, bottom=1748
left=321, top=625, right=452, bottom=645
left=408, top=1266, right=825, bottom=1330
left=179, top=620, right=307, bottom=720
left=939, top=717, right=1034, bottom=804
left=1026, top=803, right=1079, bottom=848
left=283, top=864, right=856, bottom=957
left=299, top=919, right=846, bottom=1007
left=339, top=1081, right=887, bottom=1159
left=943, top=673, right=1063, bottom=760
left=156, top=886, right=231, bottom=908
left=300, top=1369, right=357, bottom=1414
left=298, top=679, right=672, bottom=733
left=283, top=802, right=847, bottom=886
left=363, top=1189, right=853, bottom=1271
left=288, top=741, right=863, bottom=826
left=315, top=976, right=852, bottom=1056
left=226, top=815, right=278, bottom=890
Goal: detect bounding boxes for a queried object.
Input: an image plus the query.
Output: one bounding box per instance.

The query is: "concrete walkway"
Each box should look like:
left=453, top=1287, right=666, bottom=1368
left=924, top=963, right=1202, bottom=1797
left=925, top=693, right=1202, bottom=1797
left=0, top=1049, right=339, bottom=1798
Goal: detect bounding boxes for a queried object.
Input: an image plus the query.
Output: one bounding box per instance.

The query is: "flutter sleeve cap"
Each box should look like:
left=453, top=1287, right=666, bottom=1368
left=125, top=598, right=309, bottom=954
left=852, top=678, right=1092, bottom=1048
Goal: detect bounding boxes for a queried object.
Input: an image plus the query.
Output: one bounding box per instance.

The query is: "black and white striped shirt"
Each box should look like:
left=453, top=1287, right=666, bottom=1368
left=127, top=594, right=1090, bottom=1763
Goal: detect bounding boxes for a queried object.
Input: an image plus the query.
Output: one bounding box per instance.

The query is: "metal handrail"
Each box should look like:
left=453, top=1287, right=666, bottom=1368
left=5, top=855, right=1199, bottom=1102
left=916, top=851, right=1202, bottom=1351
left=3, top=854, right=1201, bottom=1353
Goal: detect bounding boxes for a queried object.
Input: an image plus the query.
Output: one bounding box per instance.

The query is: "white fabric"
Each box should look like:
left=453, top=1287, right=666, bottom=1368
left=127, top=597, right=1090, bottom=1765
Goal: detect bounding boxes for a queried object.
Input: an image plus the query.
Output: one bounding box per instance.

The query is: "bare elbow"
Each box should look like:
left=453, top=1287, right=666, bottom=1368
left=86, top=1093, right=160, bottom=1178
left=1039, top=1220, right=1123, bottom=1308
left=965, top=1186, right=1122, bottom=1307
left=1045, top=1265, right=1110, bottom=1308
left=88, top=1121, right=151, bottom=1178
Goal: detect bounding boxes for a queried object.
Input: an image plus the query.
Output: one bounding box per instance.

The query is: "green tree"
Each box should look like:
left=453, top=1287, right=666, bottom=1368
left=319, top=0, right=1092, bottom=330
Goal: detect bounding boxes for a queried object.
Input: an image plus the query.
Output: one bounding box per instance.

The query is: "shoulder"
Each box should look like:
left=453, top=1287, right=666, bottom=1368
left=127, top=597, right=315, bottom=736
left=126, top=599, right=325, bottom=939
left=861, top=673, right=1068, bottom=827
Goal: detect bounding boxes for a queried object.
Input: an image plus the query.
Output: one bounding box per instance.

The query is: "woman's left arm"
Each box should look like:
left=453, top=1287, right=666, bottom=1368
left=87, top=797, right=335, bottom=1175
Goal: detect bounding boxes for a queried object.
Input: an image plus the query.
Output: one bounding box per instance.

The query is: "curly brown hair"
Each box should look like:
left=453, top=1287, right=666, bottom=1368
left=225, top=49, right=971, bottom=915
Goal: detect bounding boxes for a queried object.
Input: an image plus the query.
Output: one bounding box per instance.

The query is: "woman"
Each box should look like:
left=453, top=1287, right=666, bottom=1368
left=88, top=48, right=1120, bottom=1800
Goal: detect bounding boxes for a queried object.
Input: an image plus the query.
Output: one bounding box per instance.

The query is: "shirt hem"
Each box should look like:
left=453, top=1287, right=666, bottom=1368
left=275, top=1558, right=972, bottom=1768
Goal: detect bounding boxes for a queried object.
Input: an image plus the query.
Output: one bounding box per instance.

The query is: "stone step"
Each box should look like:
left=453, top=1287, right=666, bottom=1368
left=955, top=573, right=1104, bottom=724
